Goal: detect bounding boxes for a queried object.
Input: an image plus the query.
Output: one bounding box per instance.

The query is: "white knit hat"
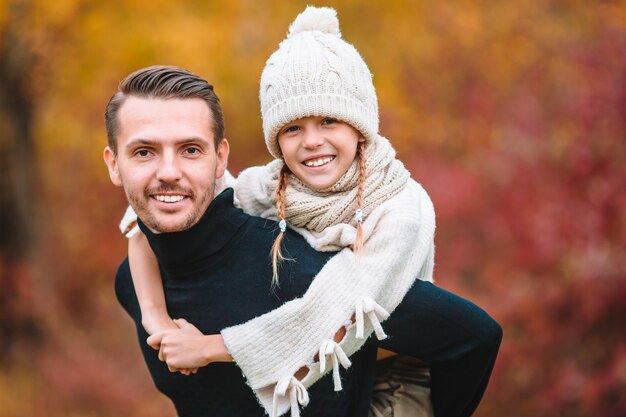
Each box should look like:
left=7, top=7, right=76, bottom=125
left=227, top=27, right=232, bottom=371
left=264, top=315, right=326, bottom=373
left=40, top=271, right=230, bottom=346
left=260, top=6, right=379, bottom=159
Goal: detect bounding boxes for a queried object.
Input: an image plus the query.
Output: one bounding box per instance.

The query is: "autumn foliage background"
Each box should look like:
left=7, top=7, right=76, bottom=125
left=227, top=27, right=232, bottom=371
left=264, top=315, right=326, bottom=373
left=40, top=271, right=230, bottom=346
left=1, top=0, right=625, bottom=416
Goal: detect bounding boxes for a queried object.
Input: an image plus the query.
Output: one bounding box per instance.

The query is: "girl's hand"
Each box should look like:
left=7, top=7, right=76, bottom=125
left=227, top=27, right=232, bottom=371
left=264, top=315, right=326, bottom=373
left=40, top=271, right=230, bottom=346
left=145, top=317, right=198, bottom=375
left=142, top=310, right=178, bottom=341
left=147, top=319, right=232, bottom=372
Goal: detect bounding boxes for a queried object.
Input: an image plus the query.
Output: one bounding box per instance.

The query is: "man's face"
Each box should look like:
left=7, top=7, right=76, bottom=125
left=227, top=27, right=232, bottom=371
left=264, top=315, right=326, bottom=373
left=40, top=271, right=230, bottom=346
left=104, top=97, right=229, bottom=232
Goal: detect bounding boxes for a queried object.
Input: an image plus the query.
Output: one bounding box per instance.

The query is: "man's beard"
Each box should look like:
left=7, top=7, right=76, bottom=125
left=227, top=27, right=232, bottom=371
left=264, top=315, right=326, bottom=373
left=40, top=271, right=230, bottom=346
left=126, top=183, right=214, bottom=233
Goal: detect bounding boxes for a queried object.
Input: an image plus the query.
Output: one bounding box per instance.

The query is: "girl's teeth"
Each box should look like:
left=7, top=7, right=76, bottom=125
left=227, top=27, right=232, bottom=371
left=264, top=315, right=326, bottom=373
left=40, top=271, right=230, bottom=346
left=305, top=156, right=334, bottom=167
left=155, top=195, right=184, bottom=203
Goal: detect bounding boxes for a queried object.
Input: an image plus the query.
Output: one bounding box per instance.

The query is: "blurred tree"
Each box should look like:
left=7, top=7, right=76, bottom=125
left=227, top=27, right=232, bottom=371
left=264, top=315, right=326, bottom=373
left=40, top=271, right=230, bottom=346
left=0, top=0, right=93, bottom=353
left=0, top=1, right=624, bottom=416
left=0, top=0, right=41, bottom=351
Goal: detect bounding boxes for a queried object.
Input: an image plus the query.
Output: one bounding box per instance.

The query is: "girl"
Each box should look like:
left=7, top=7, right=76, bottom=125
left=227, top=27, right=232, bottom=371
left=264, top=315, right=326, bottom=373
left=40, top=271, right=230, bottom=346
left=123, top=6, right=498, bottom=417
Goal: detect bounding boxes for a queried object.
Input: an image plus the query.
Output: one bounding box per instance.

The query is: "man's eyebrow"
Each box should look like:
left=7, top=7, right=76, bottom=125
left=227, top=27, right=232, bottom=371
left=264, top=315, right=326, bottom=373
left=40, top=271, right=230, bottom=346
left=125, top=138, right=156, bottom=150
left=125, top=137, right=211, bottom=150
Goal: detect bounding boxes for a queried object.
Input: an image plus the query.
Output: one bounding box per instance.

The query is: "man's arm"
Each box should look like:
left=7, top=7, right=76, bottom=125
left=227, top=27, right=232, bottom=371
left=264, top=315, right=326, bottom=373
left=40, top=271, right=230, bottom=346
left=370, top=279, right=502, bottom=417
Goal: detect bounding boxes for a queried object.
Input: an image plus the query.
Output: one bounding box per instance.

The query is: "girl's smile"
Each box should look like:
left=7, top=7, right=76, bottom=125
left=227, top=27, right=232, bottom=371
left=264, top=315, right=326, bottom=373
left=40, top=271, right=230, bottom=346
left=302, top=155, right=335, bottom=167
left=278, top=116, right=363, bottom=190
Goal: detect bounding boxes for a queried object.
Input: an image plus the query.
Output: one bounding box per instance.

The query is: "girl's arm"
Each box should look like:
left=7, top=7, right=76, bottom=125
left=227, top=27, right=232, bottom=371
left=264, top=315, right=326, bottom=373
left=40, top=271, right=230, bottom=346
left=222, top=180, right=436, bottom=417
left=147, top=319, right=233, bottom=370
left=128, top=231, right=178, bottom=337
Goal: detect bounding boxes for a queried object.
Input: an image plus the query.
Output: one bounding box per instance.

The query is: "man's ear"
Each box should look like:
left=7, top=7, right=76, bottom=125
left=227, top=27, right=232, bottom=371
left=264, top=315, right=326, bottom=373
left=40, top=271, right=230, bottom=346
left=103, top=146, right=122, bottom=186
left=215, top=138, right=230, bottom=179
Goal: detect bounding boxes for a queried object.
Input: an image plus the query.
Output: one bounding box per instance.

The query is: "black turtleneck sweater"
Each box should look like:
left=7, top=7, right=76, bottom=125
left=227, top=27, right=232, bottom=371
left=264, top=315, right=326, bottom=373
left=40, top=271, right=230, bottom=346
left=115, top=188, right=376, bottom=417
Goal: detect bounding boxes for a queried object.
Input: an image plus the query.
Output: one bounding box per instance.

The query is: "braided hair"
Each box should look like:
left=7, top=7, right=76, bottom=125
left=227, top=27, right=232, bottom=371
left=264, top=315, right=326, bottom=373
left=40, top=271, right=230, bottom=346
left=271, top=163, right=291, bottom=287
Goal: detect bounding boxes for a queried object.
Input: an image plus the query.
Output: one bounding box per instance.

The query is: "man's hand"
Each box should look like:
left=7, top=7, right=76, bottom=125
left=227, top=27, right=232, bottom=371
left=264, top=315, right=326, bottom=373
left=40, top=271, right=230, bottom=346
left=147, top=319, right=232, bottom=373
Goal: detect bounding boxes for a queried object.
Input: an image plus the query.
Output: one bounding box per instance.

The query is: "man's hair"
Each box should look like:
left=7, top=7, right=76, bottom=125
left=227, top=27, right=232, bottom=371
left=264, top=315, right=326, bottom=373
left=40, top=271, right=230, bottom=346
left=105, top=65, right=225, bottom=153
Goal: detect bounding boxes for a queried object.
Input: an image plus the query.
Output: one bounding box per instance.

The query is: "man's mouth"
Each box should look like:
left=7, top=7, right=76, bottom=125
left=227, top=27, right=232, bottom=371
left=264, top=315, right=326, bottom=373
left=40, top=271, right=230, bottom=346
left=153, top=195, right=186, bottom=203
left=303, top=155, right=335, bottom=167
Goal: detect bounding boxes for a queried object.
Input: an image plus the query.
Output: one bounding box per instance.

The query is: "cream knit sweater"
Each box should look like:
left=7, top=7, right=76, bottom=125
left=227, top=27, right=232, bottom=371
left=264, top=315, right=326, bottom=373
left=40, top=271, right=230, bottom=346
left=221, top=155, right=435, bottom=416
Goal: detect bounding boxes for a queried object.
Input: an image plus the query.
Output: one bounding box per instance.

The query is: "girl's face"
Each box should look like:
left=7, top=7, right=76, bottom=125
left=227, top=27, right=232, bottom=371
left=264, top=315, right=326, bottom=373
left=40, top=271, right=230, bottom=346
left=278, top=116, right=363, bottom=190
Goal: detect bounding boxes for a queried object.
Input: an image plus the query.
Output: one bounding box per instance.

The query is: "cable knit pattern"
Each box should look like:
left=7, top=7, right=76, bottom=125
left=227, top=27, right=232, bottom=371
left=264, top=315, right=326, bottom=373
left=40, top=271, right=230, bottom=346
left=260, top=6, right=379, bottom=159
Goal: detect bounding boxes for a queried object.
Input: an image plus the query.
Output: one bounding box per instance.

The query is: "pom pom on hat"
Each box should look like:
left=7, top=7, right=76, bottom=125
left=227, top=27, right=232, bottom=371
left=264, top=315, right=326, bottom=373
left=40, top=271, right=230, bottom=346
left=260, top=6, right=379, bottom=159
left=288, top=6, right=341, bottom=38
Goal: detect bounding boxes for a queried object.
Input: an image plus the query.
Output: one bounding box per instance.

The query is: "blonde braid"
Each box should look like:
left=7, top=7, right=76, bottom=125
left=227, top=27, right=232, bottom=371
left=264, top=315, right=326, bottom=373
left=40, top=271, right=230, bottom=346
left=354, top=141, right=366, bottom=254
left=271, top=163, right=290, bottom=287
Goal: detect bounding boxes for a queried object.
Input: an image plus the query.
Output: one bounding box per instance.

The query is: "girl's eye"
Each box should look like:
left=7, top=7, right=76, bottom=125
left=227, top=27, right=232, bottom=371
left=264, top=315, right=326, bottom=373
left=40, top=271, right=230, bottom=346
left=283, top=125, right=300, bottom=134
left=322, top=118, right=338, bottom=125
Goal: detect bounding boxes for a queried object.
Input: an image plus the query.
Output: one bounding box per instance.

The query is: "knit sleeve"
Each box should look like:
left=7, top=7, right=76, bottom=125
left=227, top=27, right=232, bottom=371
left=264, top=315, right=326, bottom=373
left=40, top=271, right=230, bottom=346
left=221, top=179, right=435, bottom=417
left=119, top=205, right=140, bottom=238
left=232, top=160, right=281, bottom=220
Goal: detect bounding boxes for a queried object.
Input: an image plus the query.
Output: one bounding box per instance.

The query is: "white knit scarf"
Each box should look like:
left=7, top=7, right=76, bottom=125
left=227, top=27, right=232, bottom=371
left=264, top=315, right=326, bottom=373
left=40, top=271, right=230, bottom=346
left=259, top=136, right=410, bottom=233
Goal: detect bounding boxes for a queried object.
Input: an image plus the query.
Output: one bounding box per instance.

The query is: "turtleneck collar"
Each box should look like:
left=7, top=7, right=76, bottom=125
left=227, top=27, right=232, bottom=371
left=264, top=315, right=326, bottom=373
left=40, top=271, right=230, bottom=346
left=137, top=188, right=246, bottom=275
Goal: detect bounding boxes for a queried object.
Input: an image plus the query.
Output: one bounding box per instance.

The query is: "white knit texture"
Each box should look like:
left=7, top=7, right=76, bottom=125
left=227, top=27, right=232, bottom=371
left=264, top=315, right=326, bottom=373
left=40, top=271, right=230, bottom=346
left=222, top=178, right=435, bottom=417
left=288, top=6, right=341, bottom=37
left=260, top=6, right=378, bottom=158
left=119, top=205, right=141, bottom=238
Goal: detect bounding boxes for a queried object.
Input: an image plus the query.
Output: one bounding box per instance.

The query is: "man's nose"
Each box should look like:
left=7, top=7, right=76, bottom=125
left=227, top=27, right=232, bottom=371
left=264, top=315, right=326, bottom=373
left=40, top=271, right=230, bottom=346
left=156, top=153, right=182, bottom=182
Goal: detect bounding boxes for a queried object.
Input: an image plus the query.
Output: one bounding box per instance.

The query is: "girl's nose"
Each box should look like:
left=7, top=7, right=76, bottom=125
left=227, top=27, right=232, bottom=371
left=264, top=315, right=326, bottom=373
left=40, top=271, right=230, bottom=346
left=301, top=129, right=324, bottom=149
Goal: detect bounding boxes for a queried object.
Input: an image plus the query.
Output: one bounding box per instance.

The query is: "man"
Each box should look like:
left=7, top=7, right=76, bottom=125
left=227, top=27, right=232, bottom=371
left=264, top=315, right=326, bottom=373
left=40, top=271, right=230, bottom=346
left=103, top=65, right=376, bottom=417
left=103, top=65, right=502, bottom=417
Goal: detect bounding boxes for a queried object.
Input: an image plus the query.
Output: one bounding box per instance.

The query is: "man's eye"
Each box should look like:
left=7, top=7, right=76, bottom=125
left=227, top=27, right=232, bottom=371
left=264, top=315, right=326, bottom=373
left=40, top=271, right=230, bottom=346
left=136, top=149, right=152, bottom=157
left=183, top=147, right=200, bottom=155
